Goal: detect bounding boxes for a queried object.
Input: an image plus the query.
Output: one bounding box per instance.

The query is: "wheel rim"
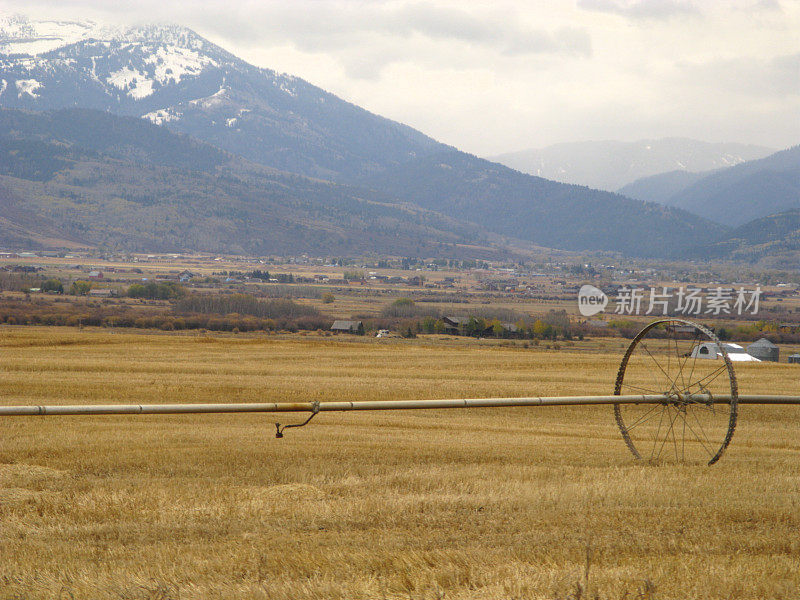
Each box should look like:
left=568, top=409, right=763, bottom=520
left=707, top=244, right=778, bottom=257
left=613, top=318, right=738, bottom=465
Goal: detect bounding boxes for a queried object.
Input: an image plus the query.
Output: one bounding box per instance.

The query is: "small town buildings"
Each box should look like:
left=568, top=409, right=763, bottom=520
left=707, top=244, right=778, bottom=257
left=88, top=270, right=103, bottom=280
left=788, top=354, right=800, bottom=364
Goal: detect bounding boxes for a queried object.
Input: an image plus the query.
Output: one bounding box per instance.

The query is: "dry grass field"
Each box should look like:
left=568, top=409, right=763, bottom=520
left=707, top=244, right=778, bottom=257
left=1, top=326, right=799, bottom=599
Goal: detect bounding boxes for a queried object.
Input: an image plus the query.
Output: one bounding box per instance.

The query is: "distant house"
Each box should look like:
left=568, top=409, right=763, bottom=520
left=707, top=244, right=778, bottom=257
left=747, top=338, right=779, bottom=362
left=442, top=316, right=467, bottom=334
left=88, top=270, right=103, bottom=280
left=331, top=320, right=363, bottom=334
left=178, top=270, right=195, bottom=282
left=586, top=319, right=609, bottom=328
left=88, top=288, right=115, bottom=298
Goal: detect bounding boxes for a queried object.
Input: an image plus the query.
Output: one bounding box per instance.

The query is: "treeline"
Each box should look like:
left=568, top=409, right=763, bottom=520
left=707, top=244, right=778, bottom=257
left=128, top=281, right=186, bottom=300
left=381, top=298, right=526, bottom=322
left=0, top=299, right=330, bottom=333
left=175, top=294, right=320, bottom=319
left=0, top=272, right=42, bottom=292
left=245, top=270, right=295, bottom=283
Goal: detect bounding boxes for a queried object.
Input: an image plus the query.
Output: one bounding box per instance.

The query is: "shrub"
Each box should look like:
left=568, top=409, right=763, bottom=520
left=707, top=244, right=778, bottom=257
left=42, top=279, right=64, bottom=294
left=71, top=281, right=92, bottom=296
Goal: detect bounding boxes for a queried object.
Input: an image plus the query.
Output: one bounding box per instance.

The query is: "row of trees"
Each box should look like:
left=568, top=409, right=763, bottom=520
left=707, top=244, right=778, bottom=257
left=175, top=294, right=320, bottom=320
left=246, top=270, right=295, bottom=283
left=128, top=282, right=186, bottom=300
left=18, top=277, right=189, bottom=300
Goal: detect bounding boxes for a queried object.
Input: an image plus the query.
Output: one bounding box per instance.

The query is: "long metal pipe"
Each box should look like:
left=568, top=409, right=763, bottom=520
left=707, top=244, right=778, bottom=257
left=2, top=394, right=800, bottom=417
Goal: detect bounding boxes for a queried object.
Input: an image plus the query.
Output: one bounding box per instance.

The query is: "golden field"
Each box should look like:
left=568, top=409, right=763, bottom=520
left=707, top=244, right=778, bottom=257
left=1, top=326, right=799, bottom=599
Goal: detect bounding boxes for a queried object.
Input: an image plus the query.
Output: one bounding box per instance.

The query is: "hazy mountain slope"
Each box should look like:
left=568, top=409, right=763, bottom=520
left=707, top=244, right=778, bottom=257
left=0, top=180, right=87, bottom=249
left=691, top=209, right=800, bottom=265
left=360, top=150, right=724, bottom=258
left=0, top=107, right=227, bottom=171
left=618, top=169, right=711, bottom=204
left=490, top=139, right=773, bottom=191
left=0, top=108, right=503, bottom=257
left=668, top=146, right=800, bottom=227
left=0, top=16, right=446, bottom=181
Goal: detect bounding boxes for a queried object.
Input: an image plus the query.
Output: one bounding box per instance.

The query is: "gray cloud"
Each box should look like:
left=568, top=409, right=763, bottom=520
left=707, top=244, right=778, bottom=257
left=175, top=2, right=592, bottom=59
left=2, top=1, right=797, bottom=153
left=179, top=2, right=592, bottom=79
left=577, top=0, right=700, bottom=19
left=679, top=53, right=800, bottom=97
left=753, top=0, right=783, bottom=11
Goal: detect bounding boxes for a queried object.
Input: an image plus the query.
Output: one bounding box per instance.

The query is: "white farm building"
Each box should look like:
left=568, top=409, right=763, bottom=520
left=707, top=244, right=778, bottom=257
left=689, top=342, right=761, bottom=362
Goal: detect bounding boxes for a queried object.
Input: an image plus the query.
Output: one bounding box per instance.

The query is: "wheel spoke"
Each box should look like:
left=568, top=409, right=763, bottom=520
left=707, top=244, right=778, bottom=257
left=678, top=410, right=715, bottom=458
left=691, top=406, right=716, bottom=451
left=655, top=406, right=680, bottom=461
left=620, top=382, right=664, bottom=395
left=672, top=334, right=688, bottom=392
left=622, top=404, right=663, bottom=432
left=649, top=406, right=668, bottom=460
left=683, top=330, right=701, bottom=392
left=639, top=341, right=673, bottom=389
left=684, top=364, right=728, bottom=394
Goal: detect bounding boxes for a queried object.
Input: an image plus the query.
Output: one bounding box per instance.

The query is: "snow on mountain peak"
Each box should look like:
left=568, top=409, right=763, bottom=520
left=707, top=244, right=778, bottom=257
left=0, top=14, right=96, bottom=55
left=0, top=14, right=221, bottom=59
left=0, top=13, right=237, bottom=103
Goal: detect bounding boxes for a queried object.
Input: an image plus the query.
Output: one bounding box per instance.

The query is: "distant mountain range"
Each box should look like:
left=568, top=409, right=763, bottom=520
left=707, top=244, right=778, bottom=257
left=359, top=151, right=723, bottom=258
left=621, top=146, right=800, bottom=227
left=618, top=170, right=710, bottom=205
left=0, top=14, right=790, bottom=262
left=489, top=139, right=774, bottom=192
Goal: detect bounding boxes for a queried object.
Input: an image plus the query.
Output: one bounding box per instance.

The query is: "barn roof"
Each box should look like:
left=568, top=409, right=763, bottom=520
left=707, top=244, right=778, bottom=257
left=331, top=320, right=362, bottom=330
left=749, top=337, right=778, bottom=348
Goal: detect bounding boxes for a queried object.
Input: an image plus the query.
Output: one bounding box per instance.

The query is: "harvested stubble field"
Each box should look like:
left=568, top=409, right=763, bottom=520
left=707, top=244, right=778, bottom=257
left=1, top=326, right=799, bottom=599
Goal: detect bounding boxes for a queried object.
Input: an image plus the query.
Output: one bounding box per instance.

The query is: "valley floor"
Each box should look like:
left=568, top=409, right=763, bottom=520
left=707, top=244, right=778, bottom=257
left=1, top=327, right=799, bottom=599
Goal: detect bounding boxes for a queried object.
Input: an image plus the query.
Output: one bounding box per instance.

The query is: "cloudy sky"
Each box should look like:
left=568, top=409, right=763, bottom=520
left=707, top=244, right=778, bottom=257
left=7, top=0, right=800, bottom=155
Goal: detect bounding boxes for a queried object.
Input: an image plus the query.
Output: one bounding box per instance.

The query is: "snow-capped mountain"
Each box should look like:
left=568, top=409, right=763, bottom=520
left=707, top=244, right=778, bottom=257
left=489, top=139, right=775, bottom=192
left=0, top=14, right=725, bottom=259
left=0, top=14, right=444, bottom=181
left=0, top=14, right=96, bottom=55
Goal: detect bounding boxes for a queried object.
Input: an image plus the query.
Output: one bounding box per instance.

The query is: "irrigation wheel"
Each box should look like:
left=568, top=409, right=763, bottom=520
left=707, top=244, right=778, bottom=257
left=614, top=318, right=738, bottom=465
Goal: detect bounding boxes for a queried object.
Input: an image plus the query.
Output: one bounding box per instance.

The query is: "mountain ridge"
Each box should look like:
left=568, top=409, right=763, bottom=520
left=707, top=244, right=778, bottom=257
left=490, top=138, right=774, bottom=191
left=0, top=15, right=733, bottom=259
left=360, top=150, right=725, bottom=258
left=621, top=146, right=800, bottom=227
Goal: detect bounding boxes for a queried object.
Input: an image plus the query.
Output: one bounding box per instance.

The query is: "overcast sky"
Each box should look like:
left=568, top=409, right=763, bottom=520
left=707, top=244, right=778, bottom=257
left=7, top=0, right=800, bottom=155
